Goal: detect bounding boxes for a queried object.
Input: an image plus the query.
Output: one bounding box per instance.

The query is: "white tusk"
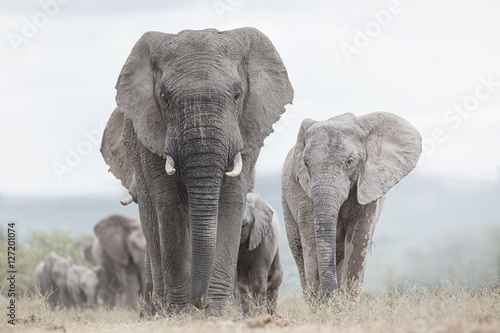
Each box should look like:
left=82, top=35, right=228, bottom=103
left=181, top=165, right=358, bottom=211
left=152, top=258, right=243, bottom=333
left=120, top=195, right=134, bottom=206
left=225, top=152, right=242, bottom=178
left=165, top=155, right=176, bottom=176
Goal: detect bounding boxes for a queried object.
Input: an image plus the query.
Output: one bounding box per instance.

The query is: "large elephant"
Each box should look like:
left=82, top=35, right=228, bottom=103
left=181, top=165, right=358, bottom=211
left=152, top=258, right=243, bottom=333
left=236, top=193, right=282, bottom=315
left=100, top=27, right=293, bottom=313
left=34, top=251, right=73, bottom=308
left=281, top=112, right=421, bottom=299
left=66, top=264, right=99, bottom=308
left=84, top=215, right=146, bottom=310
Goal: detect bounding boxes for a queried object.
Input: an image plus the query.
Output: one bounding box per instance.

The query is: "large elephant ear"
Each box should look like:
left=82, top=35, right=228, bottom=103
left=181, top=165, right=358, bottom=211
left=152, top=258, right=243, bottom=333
left=100, top=108, right=134, bottom=189
left=94, top=215, right=131, bottom=266
left=115, top=31, right=174, bottom=157
left=293, top=118, right=316, bottom=196
left=248, top=194, right=274, bottom=251
left=226, top=27, right=294, bottom=155
left=357, top=112, right=422, bottom=205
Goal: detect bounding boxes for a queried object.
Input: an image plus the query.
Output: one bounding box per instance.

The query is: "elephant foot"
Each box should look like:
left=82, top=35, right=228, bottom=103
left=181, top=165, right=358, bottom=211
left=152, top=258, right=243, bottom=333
left=156, top=301, right=193, bottom=317
left=204, top=297, right=241, bottom=318
left=303, top=287, right=342, bottom=309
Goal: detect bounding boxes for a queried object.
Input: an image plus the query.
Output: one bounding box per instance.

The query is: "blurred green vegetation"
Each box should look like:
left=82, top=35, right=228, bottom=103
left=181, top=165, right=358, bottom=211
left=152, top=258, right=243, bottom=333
left=0, top=228, right=93, bottom=296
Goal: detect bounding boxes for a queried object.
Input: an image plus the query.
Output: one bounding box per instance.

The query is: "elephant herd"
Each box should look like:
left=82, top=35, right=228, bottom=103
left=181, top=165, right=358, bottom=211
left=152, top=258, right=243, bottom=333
left=34, top=215, right=146, bottom=310
left=34, top=195, right=282, bottom=314
left=36, top=27, right=422, bottom=316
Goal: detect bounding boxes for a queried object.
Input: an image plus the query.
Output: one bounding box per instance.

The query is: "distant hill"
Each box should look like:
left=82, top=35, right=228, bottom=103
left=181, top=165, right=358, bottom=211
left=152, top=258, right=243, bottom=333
left=1, top=173, right=499, bottom=295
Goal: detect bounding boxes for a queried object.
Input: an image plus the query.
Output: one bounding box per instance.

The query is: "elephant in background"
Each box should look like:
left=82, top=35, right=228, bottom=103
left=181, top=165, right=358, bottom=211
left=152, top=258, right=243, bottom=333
left=34, top=251, right=73, bottom=308
left=282, top=112, right=421, bottom=300
left=100, top=27, right=293, bottom=314
left=236, top=193, right=282, bottom=315
left=85, top=215, right=146, bottom=310
left=66, top=264, right=100, bottom=308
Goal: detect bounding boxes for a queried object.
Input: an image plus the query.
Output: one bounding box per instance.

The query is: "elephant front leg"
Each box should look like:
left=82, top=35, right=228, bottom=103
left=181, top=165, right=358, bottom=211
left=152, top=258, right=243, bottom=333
left=207, top=181, right=246, bottom=315
left=124, top=267, right=140, bottom=310
left=238, top=284, right=251, bottom=315
left=236, top=269, right=268, bottom=316
left=142, top=246, right=154, bottom=316
left=283, top=201, right=308, bottom=295
left=136, top=188, right=165, bottom=312
left=249, top=272, right=268, bottom=315
left=296, top=200, right=321, bottom=298
left=157, top=193, right=191, bottom=310
left=344, top=198, right=384, bottom=295
left=266, top=251, right=283, bottom=315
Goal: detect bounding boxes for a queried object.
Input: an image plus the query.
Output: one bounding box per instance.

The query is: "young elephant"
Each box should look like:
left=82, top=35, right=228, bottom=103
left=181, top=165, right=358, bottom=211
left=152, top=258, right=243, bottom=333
left=34, top=251, right=73, bottom=308
left=66, top=264, right=99, bottom=308
left=84, top=215, right=146, bottom=310
left=236, top=193, right=283, bottom=315
left=282, top=112, right=421, bottom=300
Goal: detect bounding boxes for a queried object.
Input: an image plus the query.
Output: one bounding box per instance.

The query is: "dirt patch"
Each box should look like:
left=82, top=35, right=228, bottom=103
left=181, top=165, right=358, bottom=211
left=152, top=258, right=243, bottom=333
left=17, top=313, right=42, bottom=324
left=244, top=314, right=300, bottom=329
left=44, top=323, right=67, bottom=332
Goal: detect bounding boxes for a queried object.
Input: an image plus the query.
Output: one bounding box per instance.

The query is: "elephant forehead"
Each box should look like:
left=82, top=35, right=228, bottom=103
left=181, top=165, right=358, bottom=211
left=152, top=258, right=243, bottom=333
left=310, top=121, right=365, bottom=142
left=156, top=33, right=242, bottom=80
left=306, top=124, right=365, bottom=156
left=158, top=31, right=240, bottom=65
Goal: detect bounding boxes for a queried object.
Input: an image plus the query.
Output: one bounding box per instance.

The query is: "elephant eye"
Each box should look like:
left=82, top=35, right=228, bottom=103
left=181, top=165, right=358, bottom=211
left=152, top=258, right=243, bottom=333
left=160, top=93, right=170, bottom=107
left=233, top=91, right=241, bottom=104
left=346, top=157, right=355, bottom=169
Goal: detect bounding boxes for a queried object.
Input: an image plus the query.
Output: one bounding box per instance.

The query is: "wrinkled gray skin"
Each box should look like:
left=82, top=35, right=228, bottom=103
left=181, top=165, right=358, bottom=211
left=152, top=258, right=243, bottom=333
left=66, top=264, right=99, bottom=308
left=282, top=112, right=421, bottom=300
left=236, top=193, right=282, bottom=315
left=100, top=27, right=293, bottom=314
left=34, top=251, right=73, bottom=308
left=84, top=215, right=146, bottom=310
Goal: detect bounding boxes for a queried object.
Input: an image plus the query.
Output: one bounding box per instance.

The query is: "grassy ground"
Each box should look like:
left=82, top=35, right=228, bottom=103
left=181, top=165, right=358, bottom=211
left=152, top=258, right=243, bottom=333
left=2, top=285, right=500, bottom=333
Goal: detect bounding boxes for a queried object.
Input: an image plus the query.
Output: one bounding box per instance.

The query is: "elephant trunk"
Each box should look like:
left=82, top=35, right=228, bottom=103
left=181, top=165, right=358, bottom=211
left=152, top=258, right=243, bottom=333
left=184, top=156, right=223, bottom=309
left=311, top=173, right=348, bottom=298
left=179, top=134, right=228, bottom=309
left=58, top=278, right=71, bottom=308
left=173, top=97, right=242, bottom=309
left=86, top=286, right=97, bottom=308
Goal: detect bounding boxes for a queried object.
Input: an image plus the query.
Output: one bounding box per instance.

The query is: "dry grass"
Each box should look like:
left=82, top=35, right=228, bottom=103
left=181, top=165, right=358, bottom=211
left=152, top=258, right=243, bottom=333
left=3, top=284, right=500, bottom=333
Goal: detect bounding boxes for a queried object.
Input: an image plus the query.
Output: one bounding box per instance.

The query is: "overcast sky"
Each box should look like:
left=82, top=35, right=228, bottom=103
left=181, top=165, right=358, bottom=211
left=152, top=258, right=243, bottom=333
left=1, top=0, right=499, bottom=197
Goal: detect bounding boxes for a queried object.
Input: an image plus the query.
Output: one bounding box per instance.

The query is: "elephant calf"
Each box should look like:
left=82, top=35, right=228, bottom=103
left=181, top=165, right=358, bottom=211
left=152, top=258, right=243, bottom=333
left=34, top=251, right=73, bottom=308
left=236, top=193, right=283, bottom=315
left=66, top=264, right=99, bottom=308
left=84, top=215, right=146, bottom=310
left=282, top=112, right=421, bottom=300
